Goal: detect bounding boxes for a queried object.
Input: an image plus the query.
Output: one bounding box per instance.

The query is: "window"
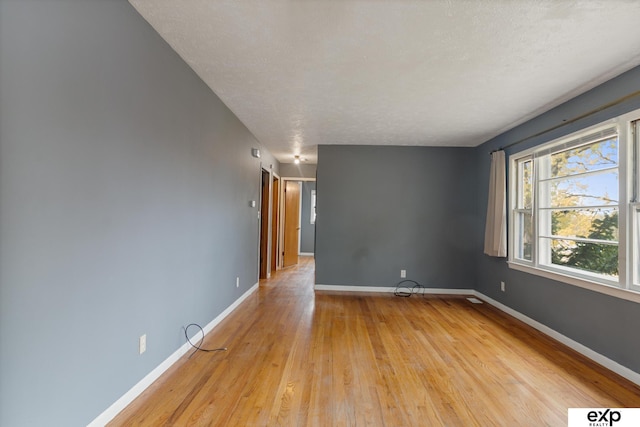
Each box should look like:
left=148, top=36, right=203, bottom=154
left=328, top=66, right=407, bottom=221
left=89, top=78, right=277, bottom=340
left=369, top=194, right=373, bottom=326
left=514, top=157, right=533, bottom=261
left=310, top=189, right=316, bottom=224
left=632, top=119, right=640, bottom=290
left=509, top=110, right=640, bottom=298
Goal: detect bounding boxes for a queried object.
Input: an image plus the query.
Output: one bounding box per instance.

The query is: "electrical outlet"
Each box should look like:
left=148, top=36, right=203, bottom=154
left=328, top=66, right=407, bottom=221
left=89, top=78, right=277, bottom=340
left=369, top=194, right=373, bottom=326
left=236, top=277, right=240, bottom=288
left=400, top=269, right=406, bottom=278
left=139, top=334, right=147, bottom=355
left=500, top=281, right=506, bottom=292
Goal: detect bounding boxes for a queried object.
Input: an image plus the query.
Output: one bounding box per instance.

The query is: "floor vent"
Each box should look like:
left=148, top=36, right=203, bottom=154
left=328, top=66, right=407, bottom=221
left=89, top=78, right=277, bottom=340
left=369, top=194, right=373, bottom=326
left=466, top=297, right=483, bottom=304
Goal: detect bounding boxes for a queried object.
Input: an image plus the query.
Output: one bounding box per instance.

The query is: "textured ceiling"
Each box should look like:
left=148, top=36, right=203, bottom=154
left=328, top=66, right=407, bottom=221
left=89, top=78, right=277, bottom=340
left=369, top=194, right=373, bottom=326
left=129, top=0, right=640, bottom=164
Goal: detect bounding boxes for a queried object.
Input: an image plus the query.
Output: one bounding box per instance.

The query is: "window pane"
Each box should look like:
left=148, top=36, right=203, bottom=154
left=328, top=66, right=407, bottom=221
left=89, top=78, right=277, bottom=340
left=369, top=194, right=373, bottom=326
left=635, top=207, right=640, bottom=286
left=519, top=160, right=533, bottom=209
left=542, top=170, right=618, bottom=208
left=551, top=208, right=618, bottom=241
left=549, top=238, right=618, bottom=277
left=551, top=137, right=618, bottom=179
left=516, top=211, right=533, bottom=260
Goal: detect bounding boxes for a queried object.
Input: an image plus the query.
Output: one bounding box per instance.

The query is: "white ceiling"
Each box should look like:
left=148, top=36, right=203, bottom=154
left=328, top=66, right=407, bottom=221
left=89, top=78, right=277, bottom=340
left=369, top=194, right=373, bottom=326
left=129, top=0, right=640, bottom=164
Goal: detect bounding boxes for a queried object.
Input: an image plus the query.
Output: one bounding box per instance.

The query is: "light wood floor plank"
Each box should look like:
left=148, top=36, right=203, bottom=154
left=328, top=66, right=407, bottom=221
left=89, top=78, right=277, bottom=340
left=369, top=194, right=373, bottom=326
left=109, top=257, right=640, bottom=426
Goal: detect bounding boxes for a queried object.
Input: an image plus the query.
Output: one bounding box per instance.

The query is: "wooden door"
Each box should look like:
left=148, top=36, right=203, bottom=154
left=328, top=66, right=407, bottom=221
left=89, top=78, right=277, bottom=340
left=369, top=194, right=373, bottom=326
left=283, top=180, right=300, bottom=268
left=271, top=177, right=279, bottom=272
left=259, top=170, right=270, bottom=279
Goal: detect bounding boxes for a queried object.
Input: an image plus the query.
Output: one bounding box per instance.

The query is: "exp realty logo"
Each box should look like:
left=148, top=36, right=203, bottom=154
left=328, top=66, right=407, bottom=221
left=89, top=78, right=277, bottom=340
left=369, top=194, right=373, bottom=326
left=568, top=408, right=640, bottom=427
left=586, top=409, right=620, bottom=426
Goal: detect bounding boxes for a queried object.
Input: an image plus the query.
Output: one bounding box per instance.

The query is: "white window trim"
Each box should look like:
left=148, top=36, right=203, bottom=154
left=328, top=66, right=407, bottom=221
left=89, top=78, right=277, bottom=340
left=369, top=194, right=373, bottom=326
left=508, top=262, right=640, bottom=304
left=508, top=109, right=640, bottom=304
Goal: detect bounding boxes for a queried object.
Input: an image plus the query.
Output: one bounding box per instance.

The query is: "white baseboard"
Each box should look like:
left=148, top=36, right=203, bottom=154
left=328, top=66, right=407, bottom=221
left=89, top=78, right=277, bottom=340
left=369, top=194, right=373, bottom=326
left=88, top=282, right=259, bottom=427
left=299, top=252, right=314, bottom=256
left=314, top=284, right=473, bottom=295
left=473, top=290, right=640, bottom=387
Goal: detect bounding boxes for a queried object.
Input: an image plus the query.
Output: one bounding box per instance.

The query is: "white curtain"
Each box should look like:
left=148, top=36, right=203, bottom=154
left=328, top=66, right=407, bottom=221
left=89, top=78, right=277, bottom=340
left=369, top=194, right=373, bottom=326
left=484, top=150, right=507, bottom=257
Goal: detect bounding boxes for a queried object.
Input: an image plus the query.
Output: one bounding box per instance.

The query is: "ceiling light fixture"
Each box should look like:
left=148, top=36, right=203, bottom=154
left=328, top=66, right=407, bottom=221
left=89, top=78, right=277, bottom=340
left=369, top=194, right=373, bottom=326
left=294, top=155, right=300, bottom=164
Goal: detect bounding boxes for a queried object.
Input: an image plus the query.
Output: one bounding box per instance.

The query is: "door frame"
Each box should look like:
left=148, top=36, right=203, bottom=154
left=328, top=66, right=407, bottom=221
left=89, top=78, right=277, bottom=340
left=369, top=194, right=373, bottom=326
left=257, top=165, right=280, bottom=280
left=259, top=168, right=271, bottom=279
left=271, top=173, right=280, bottom=273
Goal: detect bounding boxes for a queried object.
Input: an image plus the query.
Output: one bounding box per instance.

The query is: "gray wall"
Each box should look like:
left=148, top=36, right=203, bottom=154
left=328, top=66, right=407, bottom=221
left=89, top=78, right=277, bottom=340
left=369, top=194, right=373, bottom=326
left=0, top=1, right=277, bottom=426
left=279, top=163, right=317, bottom=179
left=474, top=66, right=640, bottom=375
left=300, top=181, right=316, bottom=254
left=316, top=145, right=477, bottom=288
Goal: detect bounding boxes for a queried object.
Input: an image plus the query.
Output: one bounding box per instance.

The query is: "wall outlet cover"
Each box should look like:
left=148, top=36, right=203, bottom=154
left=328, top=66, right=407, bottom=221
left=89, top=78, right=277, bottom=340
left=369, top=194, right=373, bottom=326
left=139, top=334, right=147, bottom=355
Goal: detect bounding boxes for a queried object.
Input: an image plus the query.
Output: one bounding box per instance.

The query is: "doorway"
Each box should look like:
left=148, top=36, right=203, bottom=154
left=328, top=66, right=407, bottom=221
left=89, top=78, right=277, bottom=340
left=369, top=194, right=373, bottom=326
left=271, top=176, right=280, bottom=273
left=259, top=169, right=270, bottom=279
left=299, top=181, right=316, bottom=256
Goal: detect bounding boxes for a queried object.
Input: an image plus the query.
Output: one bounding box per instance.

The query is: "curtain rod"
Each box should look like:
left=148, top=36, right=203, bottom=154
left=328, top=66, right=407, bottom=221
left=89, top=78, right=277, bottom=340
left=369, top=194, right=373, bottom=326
left=489, top=89, right=640, bottom=155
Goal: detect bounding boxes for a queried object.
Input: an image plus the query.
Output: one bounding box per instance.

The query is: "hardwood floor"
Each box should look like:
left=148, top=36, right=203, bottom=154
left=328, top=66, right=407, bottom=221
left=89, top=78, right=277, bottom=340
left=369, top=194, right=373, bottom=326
left=110, top=256, right=640, bottom=426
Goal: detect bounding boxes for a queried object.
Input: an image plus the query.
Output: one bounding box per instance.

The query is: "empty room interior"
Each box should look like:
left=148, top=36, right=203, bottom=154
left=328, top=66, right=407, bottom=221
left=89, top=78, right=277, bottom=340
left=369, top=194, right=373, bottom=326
left=3, top=1, right=640, bottom=426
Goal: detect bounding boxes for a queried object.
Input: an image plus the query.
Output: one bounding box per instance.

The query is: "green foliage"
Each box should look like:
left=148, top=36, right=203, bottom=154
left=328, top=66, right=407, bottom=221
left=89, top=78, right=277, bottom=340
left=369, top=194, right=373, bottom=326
left=552, top=212, right=618, bottom=276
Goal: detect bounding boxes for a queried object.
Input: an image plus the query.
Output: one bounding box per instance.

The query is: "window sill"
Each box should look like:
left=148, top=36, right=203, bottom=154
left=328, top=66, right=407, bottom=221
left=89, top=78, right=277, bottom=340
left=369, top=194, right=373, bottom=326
left=507, top=261, right=640, bottom=304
